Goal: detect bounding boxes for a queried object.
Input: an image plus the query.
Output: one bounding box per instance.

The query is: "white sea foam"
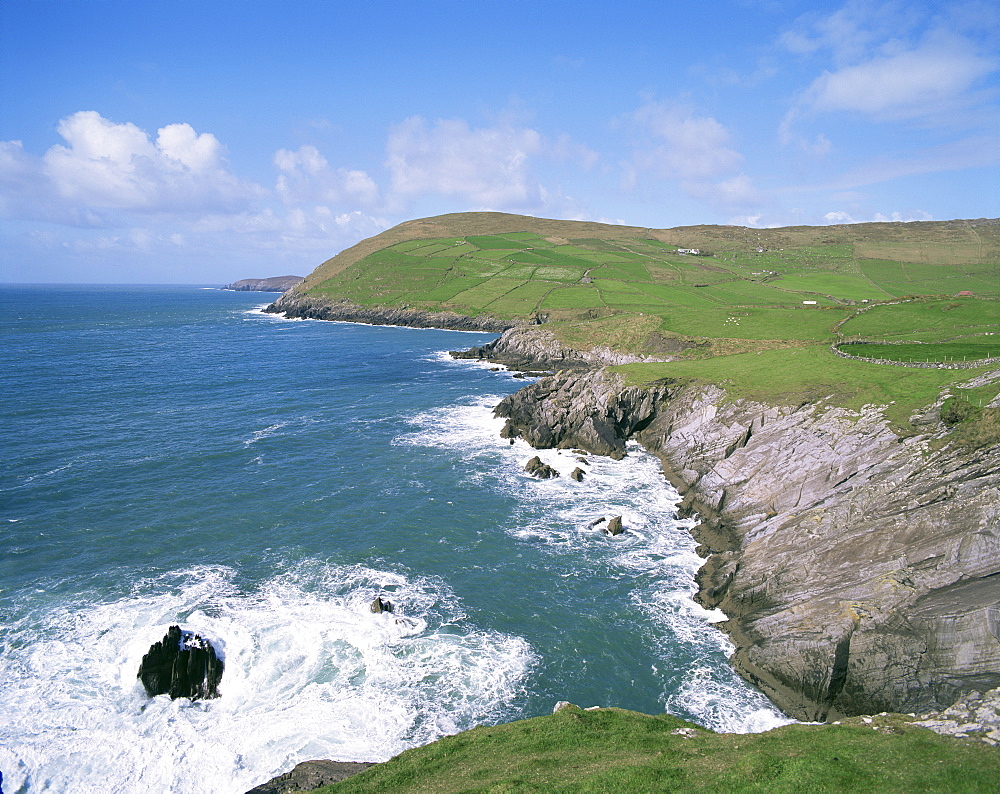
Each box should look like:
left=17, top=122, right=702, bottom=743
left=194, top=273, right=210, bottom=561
left=398, top=398, right=793, bottom=733
left=243, top=422, right=289, bottom=447
left=0, top=563, right=535, bottom=794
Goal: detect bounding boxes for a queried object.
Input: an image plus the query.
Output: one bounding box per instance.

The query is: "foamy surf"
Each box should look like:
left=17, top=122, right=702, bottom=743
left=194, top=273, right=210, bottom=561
left=0, top=563, right=535, bottom=794
left=398, top=396, right=792, bottom=733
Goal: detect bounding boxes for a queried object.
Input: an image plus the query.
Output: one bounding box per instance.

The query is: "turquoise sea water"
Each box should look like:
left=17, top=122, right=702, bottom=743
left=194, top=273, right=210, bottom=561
left=0, top=285, right=787, bottom=793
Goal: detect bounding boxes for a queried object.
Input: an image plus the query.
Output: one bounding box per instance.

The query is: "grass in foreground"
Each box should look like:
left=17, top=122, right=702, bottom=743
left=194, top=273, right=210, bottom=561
left=317, top=706, right=1000, bottom=793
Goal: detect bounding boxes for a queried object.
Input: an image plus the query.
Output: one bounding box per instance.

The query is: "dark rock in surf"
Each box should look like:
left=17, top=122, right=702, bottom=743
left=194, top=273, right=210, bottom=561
left=604, top=516, right=624, bottom=536
left=525, top=456, right=559, bottom=479
left=570, top=467, right=585, bottom=482
left=370, top=596, right=393, bottom=614
left=137, top=625, right=224, bottom=700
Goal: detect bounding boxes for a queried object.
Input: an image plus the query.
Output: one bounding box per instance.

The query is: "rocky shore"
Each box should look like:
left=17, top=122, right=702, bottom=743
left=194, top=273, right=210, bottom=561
left=241, top=317, right=999, bottom=792
left=264, top=292, right=514, bottom=332
left=486, top=333, right=1000, bottom=723
left=259, top=298, right=999, bottom=723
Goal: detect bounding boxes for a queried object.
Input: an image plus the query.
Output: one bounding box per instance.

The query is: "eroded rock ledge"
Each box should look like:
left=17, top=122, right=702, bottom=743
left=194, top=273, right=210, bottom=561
left=494, top=367, right=1000, bottom=722
left=453, top=325, right=672, bottom=371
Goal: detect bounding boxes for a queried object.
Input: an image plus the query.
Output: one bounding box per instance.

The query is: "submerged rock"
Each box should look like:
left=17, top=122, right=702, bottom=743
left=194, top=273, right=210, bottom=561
left=137, top=625, right=223, bottom=700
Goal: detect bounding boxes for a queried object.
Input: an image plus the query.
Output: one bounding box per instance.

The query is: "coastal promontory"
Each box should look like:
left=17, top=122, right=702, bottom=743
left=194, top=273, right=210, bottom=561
left=266, top=212, right=1000, bottom=724
left=224, top=275, right=304, bottom=292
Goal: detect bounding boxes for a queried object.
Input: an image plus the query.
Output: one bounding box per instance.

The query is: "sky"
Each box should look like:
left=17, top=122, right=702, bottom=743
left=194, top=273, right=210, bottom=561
left=1, top=0, right=998, bottom=284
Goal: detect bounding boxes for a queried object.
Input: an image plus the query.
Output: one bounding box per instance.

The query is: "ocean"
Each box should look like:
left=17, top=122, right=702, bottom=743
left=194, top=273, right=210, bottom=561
left=0, top=285, right=788, bottom=793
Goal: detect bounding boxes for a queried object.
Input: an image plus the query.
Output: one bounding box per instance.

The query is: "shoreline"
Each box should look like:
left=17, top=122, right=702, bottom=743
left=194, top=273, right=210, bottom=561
left=261, top=295, right=1000, bottom=724
left=264, top=292, right=516, bottom=333
left=241, top=304, right=1000, bottom=791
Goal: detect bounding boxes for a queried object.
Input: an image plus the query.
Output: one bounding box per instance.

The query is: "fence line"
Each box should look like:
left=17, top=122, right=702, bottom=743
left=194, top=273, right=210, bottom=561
left=831, top=341, right=1000, bottom=370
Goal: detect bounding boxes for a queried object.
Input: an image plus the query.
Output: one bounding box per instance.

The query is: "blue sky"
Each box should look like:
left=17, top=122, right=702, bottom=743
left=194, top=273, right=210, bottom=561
left=2, top=0, right=998, bottom=283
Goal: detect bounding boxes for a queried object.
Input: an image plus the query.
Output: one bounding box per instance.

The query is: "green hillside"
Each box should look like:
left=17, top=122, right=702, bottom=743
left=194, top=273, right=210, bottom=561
left=295, top=213, right=1000, bottom=425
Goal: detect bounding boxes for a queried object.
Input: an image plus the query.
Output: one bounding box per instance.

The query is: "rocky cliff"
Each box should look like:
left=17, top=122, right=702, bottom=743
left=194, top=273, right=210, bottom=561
left=225, top=275, right=305, bottom=292
left=493, top=364, right=1000, bottom=722
left=452, top=325, right=672, bottom=371
left=265, top=292, right=514, bottom=332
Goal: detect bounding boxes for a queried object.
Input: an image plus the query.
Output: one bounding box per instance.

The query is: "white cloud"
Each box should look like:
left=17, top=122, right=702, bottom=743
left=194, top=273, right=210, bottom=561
left=193, top=206, right=389, bottom=252
left=42, top=111, right=264, bottom=212
left=0, top=112, right=264, bottom=222
left=274, top=145, right=378, bottom=206
left=628, top=103, right=743, bottom=182
left=622, top=102, right=761, bottom=213
left=385, top=116, right=546, bottom=209
left=823, top=210, right=855, bottom=223
left=779, top=4, right=999, bottom=138
left=803, top=41, right=997, bottom=119
left=779, top=1, right=919, bottom=64
left=824, top=208, right=933, bottom=224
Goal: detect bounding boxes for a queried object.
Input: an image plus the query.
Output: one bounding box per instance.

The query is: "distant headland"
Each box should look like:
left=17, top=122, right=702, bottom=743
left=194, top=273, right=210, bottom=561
left=224, top=275, right=304, bottom=292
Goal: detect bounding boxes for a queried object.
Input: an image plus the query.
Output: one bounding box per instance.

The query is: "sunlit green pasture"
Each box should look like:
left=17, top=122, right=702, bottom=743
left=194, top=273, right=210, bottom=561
left=840, top=340, right=1000, bottom=363
left=303, top=221, right=1000, bottom=411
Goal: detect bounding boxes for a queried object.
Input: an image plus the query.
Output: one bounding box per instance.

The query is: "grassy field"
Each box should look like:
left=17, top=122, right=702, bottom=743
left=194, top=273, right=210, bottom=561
left=297, top=213, right=1000, bottom=420
left=316, top=705, right=1000, bottom=793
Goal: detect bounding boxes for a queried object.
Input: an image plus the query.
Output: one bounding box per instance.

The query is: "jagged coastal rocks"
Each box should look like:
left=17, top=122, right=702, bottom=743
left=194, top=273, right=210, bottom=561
left=264, top=280, right=1000, bottom=723
left=137, top=625, right=224, bottom=700
left=491, top=355, right=1000, bottom=722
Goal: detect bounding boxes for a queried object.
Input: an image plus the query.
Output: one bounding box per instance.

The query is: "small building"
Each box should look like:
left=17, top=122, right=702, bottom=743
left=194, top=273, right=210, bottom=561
left=957, top=290, right=974, bottom=297
left=677, top=248, right=701, bottom=255
left=802, top=300, right=818, bottom=305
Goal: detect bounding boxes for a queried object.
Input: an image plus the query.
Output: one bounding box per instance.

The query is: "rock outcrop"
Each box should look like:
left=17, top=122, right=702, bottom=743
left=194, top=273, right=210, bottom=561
left=370, top=596, right=393, bottom=614
left=525, top=456, right=559, bottom=479
left=493, top=367, right=1000, bottom=721
left=496, top=369, right=668, bottom=460
left=245, top=760, right=374, bottom=793
left=224, top=276, right=304, bottom=292
left=137, top=625, right=224, bottom=700
left=604, top=516, right=624, bottom=536
left=265, top=292, right=513, bottom=332
left=453, top=325, right=670, bottom=371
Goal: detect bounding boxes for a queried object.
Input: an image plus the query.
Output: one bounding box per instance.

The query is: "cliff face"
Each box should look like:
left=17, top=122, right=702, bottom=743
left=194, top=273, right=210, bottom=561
left=494, top=368, right=1000, bottom=722
left=454, top=326, right=673, bottom=371
left=265, top=292, right=513, bottom=332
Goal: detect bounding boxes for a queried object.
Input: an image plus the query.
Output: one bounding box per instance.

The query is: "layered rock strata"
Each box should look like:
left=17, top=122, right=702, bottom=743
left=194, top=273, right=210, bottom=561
left=453, top=325, right=671, bottom=371
left=493, top=367, right=1000, bottom=722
